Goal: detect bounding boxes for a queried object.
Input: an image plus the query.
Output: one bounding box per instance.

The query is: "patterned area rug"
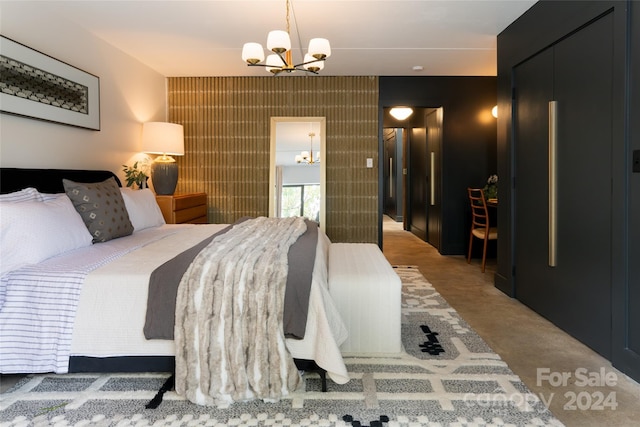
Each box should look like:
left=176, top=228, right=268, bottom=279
left=0, top=266, right=563, bottom=426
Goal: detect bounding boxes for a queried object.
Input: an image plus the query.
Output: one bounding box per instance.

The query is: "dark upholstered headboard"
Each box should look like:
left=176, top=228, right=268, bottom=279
left=0, top=168, right=121, bottom=194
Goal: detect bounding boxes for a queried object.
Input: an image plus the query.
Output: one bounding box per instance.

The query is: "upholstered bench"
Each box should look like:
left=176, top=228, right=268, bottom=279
left=328, top=243, right=402, bottom=356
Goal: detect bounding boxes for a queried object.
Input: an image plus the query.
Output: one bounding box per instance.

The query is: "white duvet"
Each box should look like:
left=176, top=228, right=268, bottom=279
left=71, top=224, right=349, bottom=384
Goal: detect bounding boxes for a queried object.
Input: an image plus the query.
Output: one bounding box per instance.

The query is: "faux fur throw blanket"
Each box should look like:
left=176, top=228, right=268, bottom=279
left=174, top=216, right=307, bottom=406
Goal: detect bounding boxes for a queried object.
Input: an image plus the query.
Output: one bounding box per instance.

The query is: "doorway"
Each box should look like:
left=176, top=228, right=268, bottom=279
left=382, top=107, right=443, bottom=250
left=383, top=128, right=404, bottom=222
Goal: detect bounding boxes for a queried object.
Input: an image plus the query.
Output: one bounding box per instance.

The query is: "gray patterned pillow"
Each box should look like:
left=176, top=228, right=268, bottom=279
left=63, top=177, right=134, bottom=243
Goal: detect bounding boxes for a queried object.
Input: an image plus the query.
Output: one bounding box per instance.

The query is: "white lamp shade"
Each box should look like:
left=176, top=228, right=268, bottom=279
left=303, top=54, right=324, bottom=71
left=267, top=30, right=291, bottom=53
left=242, top=42, right=265, bottom=64
left=141, top=122, right=184, bottom=156
left=265, top=54, right=283, bottom=73
left=308, top=38, right=331, bottom=59
left=389, top=107, right=414, bottom=121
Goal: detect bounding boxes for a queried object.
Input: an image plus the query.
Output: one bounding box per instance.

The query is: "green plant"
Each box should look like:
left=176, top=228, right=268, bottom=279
left=483, top=174, right=498, bottom=200
left=122, top=161, right=148, bottom=189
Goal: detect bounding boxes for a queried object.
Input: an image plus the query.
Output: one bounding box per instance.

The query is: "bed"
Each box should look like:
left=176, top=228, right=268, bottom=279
left=0, top=168, right=349, bottom=404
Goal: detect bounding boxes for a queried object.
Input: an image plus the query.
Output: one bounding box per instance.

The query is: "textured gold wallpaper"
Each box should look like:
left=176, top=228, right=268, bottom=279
left=167, top=76, right=379, bottom=243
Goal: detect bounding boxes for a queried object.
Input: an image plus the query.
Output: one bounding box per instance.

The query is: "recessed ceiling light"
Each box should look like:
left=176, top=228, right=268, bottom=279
left=412, top=65, right=424, bottom=71
left=389, top=107, right=414, bottom=120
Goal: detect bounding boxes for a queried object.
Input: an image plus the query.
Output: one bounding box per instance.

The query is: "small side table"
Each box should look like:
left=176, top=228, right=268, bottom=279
left=155, top=193, right=207, bottom=224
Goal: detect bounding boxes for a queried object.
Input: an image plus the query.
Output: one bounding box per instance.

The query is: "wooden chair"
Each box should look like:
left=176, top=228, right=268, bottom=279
left=467, top=188, right=498, bottom=272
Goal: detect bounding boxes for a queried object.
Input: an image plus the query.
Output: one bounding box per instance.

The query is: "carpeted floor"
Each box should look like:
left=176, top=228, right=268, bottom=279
left=0, top=267, right=563, bottom=426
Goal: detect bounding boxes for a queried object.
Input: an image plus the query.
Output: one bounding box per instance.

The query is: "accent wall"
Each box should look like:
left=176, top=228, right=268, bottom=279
left=167, top=76, right=379, bottom=244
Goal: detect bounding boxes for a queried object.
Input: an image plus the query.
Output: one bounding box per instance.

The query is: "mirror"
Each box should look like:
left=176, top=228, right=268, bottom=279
left=269, top=117, right=326, bottom=232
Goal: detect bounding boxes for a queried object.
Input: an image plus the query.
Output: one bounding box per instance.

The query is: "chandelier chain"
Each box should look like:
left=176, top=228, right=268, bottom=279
left=286, top=0, right=291, bottom=34
left=289, top=0, right=305, bottom=63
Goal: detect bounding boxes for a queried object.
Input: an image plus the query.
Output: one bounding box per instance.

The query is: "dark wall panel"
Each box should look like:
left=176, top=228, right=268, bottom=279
left=379, top=77, right=497, bottom=255
left=612, top=0, right=640, bottom=382
left=497, top=0, right=638, bottom=381
left=629, top=0, right=640, bottom=359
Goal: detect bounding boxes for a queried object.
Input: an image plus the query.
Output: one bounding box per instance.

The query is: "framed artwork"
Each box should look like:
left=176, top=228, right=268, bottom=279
left=0, top=36, right=100, bottom=130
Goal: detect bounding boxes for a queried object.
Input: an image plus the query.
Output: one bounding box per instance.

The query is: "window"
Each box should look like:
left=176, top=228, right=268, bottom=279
left=281, top=184, right=321, bottom=222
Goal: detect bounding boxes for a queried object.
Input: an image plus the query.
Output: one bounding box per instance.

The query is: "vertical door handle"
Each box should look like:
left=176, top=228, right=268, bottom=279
left=548, top=101, right=558, bottom=267
left=389, top=158, right=393, bottom=198
left=430, top=152, right=435, bottom=206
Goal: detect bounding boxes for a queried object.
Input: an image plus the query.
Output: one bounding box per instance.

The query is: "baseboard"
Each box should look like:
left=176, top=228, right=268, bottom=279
left=494, top=272, right=514, bottom=297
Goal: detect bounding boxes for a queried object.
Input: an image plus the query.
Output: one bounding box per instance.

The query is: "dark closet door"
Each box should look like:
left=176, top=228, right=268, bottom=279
left=383, top=128, right=398, bottom=219
left=514, top=12, right=613, bottom=357
left=409, top=127, right=428, bottom=241
left=426, top=109, right=442, bottom=250
left=514, top=48, right=554, bottom=306
left=383, top=128, right=404, bottom=221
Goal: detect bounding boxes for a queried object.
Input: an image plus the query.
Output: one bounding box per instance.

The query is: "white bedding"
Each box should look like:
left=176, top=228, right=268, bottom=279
left=0, top=226, right=183, bottom=373
left=25, top=223, right=348, bottom=383
left=71, top=224, right=222, bottom=358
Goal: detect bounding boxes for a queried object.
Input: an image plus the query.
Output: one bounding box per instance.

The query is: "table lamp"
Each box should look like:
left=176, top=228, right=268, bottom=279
left=141, top=122, right=184, bottom=195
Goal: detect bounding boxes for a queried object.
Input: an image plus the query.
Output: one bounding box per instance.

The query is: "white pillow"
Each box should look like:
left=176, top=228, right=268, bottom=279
left=38, top=192, right=65, bottom=201
left=0, top=194, right=93, bottom=276
left=0, top=187, right=43, bottom=203
left=120, top=188, right=166, bottom=232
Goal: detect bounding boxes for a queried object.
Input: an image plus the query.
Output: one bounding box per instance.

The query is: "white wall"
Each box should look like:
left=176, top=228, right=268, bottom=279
left=0, top=2, right=167, bottom=183
left=282, top=164, right=321, bottom=185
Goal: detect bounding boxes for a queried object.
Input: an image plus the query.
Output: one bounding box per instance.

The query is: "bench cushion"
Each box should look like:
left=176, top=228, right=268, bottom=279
left=328, top=243, right=402, bottom=355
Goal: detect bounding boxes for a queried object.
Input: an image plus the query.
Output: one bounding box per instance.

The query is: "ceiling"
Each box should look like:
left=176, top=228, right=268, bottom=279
left=34, top=0, right=537, bottom=77
left=9, top=1, right=535, bottom=160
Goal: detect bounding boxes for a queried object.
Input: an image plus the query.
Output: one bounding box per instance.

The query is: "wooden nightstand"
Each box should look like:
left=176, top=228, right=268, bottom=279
left=155, top=193, right=208, bottom=224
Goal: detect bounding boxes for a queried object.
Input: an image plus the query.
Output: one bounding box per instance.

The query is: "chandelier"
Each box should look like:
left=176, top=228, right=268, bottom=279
left=295, top=132, right=320, bottom=164
left=241, top=0, right=331, bottom=74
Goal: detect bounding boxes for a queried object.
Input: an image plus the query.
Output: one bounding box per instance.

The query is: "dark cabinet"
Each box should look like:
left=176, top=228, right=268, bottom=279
left=499, top=0, right=640, bottom=382
left=513, top=10, right=614, bottom=358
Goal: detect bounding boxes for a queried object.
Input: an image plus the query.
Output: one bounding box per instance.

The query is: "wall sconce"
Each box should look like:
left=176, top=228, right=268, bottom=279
left=389, top=107, right=414, bottom=121
left=491, top=105, right=498, bottom=118
left=141, top=122, right=184, bottom=195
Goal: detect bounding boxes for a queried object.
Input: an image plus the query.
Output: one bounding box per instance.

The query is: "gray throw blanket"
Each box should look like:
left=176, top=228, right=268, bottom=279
left=143, top=223, right=235, bottom=340
left=174, top=216, right=307, bottom=406
left=143, top=218, right=317, bottom=340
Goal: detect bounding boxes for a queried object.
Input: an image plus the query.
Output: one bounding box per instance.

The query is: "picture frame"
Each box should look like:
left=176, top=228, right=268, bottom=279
left=0, top=36, right=100, bottom=130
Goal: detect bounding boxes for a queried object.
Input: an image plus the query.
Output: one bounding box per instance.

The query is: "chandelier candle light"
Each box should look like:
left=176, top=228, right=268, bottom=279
left=141, top=122, right=185, bottom=195
left=242, top=0, right=331, bottom=74
left=296, top=132, right=320, bottom=164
